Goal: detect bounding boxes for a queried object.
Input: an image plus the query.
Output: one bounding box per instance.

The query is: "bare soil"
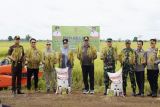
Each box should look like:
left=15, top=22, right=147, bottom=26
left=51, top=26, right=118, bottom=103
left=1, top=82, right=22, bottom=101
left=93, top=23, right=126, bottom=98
left=0, top=91, right=160, bottom=107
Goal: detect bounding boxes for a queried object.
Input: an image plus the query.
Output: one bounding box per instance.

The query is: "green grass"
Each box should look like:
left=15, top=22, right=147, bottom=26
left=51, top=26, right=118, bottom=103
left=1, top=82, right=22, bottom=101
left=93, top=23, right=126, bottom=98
left=0, top=41, right=160, bottom=94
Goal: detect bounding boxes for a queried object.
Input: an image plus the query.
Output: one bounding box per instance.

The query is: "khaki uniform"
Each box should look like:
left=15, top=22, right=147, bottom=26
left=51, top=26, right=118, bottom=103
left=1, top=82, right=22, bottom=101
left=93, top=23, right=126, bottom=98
left=42, top=49, right=57, bottom=90
left=8, top=44, right=25, bottom=92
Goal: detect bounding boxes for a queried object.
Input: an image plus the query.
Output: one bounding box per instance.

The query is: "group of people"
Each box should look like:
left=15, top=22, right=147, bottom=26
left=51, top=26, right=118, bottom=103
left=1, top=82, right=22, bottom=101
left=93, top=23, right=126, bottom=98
left=8, top=35, right=160, bottom=97
left=101, top=38, right=160, bottom=97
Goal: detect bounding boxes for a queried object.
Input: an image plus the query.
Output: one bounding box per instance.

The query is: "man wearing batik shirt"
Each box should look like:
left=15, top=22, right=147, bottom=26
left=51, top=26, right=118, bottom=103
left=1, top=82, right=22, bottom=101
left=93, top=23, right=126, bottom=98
left=135, top=40, right=146, bottom=97
left=146, top=39, right=159, bottom=97
left=26, top=38, right=42, bottom=93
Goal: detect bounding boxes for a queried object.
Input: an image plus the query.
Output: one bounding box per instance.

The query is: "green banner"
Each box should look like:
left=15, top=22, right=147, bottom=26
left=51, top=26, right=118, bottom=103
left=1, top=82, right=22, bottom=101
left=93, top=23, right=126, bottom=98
left=52, top=26, right=100, bottom=51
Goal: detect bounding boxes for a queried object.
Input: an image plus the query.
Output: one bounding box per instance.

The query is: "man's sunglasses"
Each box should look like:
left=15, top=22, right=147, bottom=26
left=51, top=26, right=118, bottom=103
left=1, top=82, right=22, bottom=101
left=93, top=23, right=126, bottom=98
left=31, top=42, right=36, bottom=44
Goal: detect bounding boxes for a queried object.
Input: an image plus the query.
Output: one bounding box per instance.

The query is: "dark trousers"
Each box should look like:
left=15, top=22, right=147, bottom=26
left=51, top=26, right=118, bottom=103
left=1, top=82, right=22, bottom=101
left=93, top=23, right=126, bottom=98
left=122, top=66, right=136, bottom=94
left=135, top=71, right=144, bottom=94
left=147, top=69, right=159, bottom=94
left=11, top=63, right=22, bottom=92
left=27, top=68, right=39, bottom=90
left=81, top=65, right=94, bottom=90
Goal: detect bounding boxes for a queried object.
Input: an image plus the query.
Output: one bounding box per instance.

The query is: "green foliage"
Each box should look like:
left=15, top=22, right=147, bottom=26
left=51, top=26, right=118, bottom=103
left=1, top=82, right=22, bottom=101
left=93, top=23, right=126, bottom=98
left=25, top=34, right=31, bottom=41
left=8, top=36, right=13, bottom=41
left=133, top=36, right=138, bottom=42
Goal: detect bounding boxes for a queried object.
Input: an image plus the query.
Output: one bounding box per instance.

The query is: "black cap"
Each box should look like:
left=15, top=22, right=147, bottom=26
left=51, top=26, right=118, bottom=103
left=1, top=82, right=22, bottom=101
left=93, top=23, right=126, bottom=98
left=150, top=38, right=157, bottom=42
left=106, top=38, right=112, bottom=42
left=83, top=36, right=89, bottom=41
left=125, top=39, right=131, bottom=44
left=14, top=35, right=20, bottom=40
left=29, top=38, right=37, bottom=42
left=63, top=38, right=68, bottom=44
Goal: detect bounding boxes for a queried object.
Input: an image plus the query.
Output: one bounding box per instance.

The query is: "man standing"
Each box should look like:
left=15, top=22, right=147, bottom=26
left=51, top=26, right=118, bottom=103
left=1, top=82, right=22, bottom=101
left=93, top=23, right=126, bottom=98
left=26, top=38, right=42, bottom=93
left=119, top=39, right=136, bottom=96
left=77, top=36, right=97, bottom=94
left=57, top=38, right=74, bottom=92
left=42, top=41, right=57, bottom=93
left=8, top=36, right=25, bottom=95
left=135, top=40, right=146, bottom=97
left=146, top=39, right=159, bottom=97
left=100, top=38, right=117, bottom=95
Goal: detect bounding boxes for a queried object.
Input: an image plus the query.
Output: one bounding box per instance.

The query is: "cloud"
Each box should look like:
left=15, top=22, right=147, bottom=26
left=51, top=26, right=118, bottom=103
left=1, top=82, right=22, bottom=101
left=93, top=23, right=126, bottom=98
left=0, top=0, right=160, bottom=40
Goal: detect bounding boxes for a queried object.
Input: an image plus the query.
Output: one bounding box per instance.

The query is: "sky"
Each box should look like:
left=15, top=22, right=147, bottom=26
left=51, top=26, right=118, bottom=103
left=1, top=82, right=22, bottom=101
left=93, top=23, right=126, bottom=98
left=0, top=0, right=160, bottom=40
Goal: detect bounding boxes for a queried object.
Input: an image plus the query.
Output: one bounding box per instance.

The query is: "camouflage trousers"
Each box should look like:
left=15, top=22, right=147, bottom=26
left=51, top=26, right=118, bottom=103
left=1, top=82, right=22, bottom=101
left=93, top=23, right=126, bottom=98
left=104, top=67, right=115, bottom=93
left=44, top=68, right=57, bottom=90
left=122, top=65, right=136, bottom=94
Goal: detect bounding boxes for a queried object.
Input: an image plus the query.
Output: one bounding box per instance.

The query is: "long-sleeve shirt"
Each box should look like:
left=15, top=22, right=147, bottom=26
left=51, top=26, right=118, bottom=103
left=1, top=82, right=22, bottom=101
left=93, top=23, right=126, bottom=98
left=42, top=49, right=56, bottom=71
left=100, top=46, right=117, bottom=69
left=135, top=48, right=146, bottom=72
left=145, top=48, right=159, bottom=70
left=26, top=48, right=42, bottom=69
left=8, top=44, right=25, bottom=66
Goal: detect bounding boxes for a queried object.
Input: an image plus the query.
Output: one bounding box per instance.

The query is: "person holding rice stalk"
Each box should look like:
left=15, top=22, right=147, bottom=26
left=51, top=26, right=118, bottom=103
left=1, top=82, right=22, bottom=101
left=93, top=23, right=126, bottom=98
left=8, top=36, right=25, bottom=95
left=42, top=41, right=57, bottom=93
left=146, top=39, right=160, bottom=97
left=100, top=38, right=118, bottom=95
left=25, top=38, right=42, bottom=93
left=134, top=40, right=146, bottom=97
left=57, top=38, right=74, bottom=93
left=77, top=36, right=97, bottom=94
left=119, top=39, right=136, bottom=96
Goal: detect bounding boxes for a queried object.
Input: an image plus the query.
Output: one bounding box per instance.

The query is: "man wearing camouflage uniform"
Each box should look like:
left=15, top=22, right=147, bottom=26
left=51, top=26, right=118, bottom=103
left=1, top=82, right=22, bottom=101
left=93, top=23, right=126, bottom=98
left=119, top=39, right=136, bottom=96
left=42, top=41, right=57, bottom=93
left=146, top=39, right=159, bottom=97
left=77, top=36, right=97, bottom=94
left=8, top=36, right=25, bottom=95
left=135, top=40, right=146, bottom=97
left=100, top=38, right=117, bottom=95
